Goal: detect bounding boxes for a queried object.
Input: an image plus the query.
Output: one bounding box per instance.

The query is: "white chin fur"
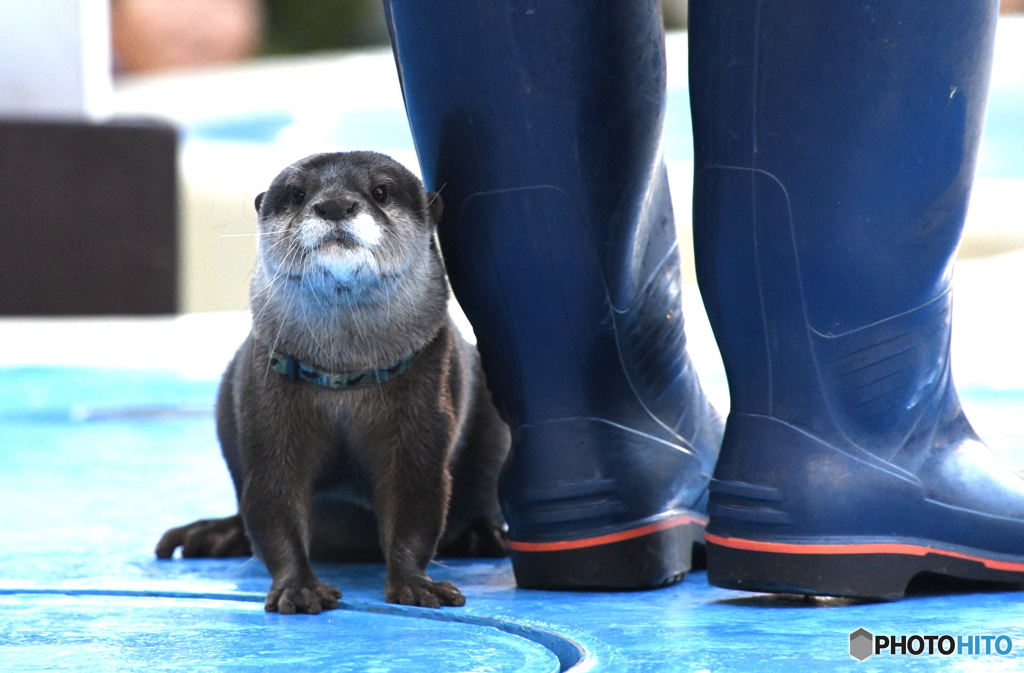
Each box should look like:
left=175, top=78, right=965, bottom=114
left=315, top=245, right=380, bottom=283
left=315, top=243, right=380, bottom=280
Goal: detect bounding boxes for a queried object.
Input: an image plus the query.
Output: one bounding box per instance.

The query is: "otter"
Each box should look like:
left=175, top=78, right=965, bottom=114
left=156, top=151, right=509, bottom=614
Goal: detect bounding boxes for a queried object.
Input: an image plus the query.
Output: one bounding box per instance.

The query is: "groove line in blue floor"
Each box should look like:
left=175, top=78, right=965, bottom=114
left=0, top=586, right=587, bottom=672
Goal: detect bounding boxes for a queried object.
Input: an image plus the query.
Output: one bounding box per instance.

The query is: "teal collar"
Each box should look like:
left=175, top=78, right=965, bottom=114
left=268, top=345, right=419, bottom=390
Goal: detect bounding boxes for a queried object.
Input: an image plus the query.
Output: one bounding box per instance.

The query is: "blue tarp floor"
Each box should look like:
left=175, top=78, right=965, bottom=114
left=2, top=360, right=1023, bottom=671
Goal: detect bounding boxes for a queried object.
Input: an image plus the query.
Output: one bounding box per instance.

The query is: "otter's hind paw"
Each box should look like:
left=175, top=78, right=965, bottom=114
left=438, top=516, right=508, bottom=558
left=155, top=514, right=252, bottom=559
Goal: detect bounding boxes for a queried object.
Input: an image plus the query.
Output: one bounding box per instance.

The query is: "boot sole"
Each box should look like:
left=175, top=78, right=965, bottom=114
left=508, top=513, right=705, bottom=590
left=706, top=533, right=1024, bottom=600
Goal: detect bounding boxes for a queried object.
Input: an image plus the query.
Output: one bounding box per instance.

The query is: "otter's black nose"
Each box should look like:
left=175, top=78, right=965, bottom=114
left=314, top=199, right=358, bottom=221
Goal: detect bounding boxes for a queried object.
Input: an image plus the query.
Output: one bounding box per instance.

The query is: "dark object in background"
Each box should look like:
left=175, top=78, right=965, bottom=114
left=261, top=0, right=389, bottom=53
left=259, top=0, right=693, bottom=55
left=0, top=120, right=178, bottom=315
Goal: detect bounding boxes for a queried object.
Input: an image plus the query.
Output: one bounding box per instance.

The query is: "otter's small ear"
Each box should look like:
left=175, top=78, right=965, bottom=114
left=425, top=192, right=444, bottom=223
left=254, top=192, right=266, bottom=213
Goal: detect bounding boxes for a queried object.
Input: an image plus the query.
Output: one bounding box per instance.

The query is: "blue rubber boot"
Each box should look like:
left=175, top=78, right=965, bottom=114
left=690, top=0, right=1024, bottom=598
left=385, top=0, right=723, bottom=589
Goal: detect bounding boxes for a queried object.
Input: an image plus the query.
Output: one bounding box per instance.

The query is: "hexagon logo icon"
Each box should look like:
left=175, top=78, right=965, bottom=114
left=850, top=628, right=874, bottom=661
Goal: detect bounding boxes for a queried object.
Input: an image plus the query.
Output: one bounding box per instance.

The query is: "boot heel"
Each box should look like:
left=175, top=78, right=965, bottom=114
left=706, top=536, right=916, bottom=599
left=510, top=515, right=706, bottom=590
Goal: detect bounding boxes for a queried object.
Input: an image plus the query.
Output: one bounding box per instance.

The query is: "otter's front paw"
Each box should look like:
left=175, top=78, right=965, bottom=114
left=265, top=578, right=342, bottom=615
left=155, top=514, right=252, bottom=559
left=386, top=575, right=466, bottom=608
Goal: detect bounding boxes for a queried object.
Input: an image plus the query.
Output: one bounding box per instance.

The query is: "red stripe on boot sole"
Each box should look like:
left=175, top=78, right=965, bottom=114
left=507, top=514, right=707, bottom=553
left=705, top=533, right=1024, bottom=572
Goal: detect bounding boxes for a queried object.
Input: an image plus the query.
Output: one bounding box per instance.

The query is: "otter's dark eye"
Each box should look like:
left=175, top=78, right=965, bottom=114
left=290, top=187, right=306, bottom=205
left=371, top=185, right=388, bottom=203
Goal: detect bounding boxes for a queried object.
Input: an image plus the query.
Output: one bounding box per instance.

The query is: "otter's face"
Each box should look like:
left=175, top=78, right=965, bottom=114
left=254, top=152, right=443, bottom=295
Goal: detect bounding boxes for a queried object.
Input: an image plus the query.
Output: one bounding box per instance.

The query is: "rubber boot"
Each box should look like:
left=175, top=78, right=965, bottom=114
left=384, top=0, right=723, bottom=589
left=690, top=0, right=1024, bottom=599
